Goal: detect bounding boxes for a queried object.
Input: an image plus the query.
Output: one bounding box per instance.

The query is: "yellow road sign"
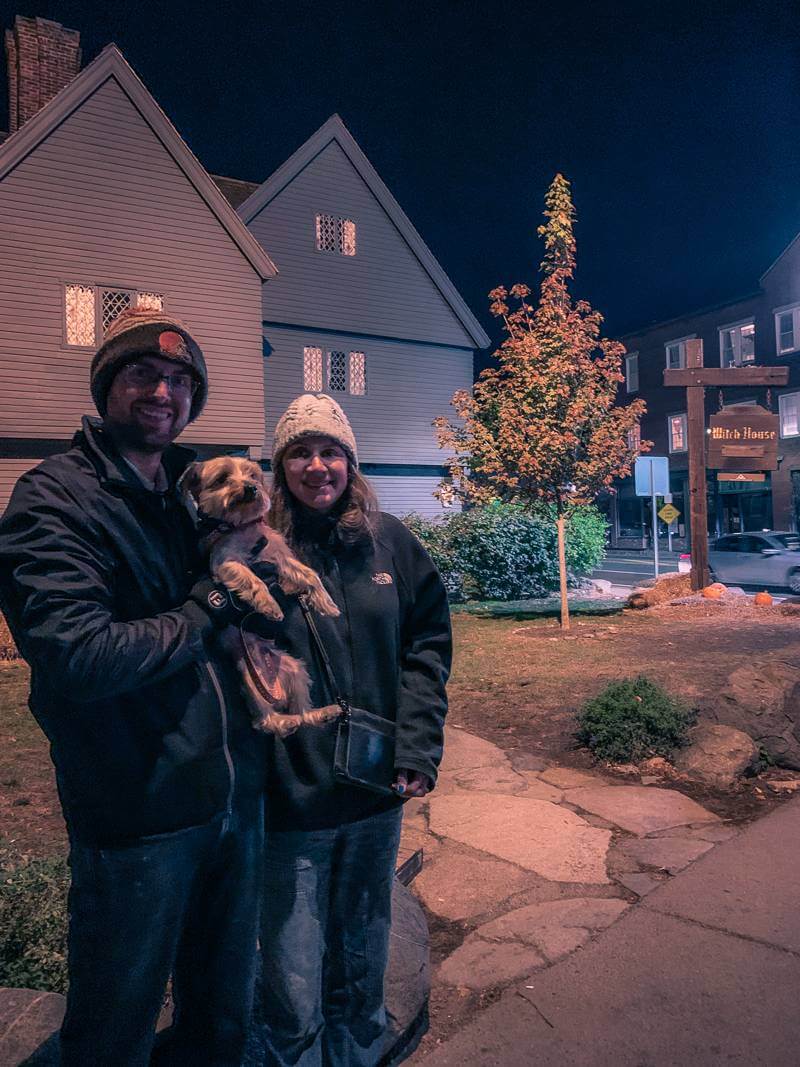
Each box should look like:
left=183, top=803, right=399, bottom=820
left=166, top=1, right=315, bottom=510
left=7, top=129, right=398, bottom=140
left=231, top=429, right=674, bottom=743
left=658, top=503, right=680, bottom=525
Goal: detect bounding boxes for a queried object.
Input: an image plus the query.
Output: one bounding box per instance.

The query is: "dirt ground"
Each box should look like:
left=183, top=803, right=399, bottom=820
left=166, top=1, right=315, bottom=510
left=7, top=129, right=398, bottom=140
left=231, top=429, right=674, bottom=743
left=448, top=598, right=800, bottom=821
left=2, top=599, right=799, bottom=855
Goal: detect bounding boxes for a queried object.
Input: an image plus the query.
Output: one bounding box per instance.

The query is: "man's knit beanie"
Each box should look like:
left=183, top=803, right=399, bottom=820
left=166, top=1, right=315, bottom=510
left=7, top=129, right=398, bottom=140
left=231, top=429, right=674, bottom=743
left=90, top=308, right=208, bottom=421
left=272, top=394, right=358, bottom=470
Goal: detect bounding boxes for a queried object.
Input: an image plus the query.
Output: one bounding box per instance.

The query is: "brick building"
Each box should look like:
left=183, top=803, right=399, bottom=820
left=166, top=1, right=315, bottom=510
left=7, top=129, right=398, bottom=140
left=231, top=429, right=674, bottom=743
left=611, top=234, right=800, bottom=548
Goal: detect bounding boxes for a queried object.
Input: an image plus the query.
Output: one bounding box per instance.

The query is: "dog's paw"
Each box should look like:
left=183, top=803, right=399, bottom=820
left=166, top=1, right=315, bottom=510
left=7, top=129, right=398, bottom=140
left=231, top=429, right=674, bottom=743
left=253, top=588, right=284, bottom=620
left=309, top=587, right=340, bottom=617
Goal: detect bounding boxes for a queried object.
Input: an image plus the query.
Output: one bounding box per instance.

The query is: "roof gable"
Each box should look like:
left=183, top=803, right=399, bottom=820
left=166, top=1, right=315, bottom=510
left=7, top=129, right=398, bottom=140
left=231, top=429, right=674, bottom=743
left=238, top=114, right=489, bottom=349
left=0, top=44, right=277, bottom=281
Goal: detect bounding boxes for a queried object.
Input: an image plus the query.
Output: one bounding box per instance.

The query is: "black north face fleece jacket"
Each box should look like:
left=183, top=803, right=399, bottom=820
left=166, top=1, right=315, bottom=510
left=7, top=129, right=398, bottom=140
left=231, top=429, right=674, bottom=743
left=263, top=512, right=452, bottom=831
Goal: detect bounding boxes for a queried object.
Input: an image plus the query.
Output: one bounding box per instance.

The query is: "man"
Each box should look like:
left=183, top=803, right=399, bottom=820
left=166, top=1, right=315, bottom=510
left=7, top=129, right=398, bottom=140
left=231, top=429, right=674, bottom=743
left=0, top=308, right=264, bottom=1066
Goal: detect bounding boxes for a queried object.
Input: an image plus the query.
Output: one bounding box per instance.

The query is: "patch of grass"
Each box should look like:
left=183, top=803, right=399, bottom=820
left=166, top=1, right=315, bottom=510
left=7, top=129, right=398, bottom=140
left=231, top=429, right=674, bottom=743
left=451, top=596, right=623, bottom=619
left=576, top=675, right=695, bottom=763
left=0, top=845, right=69, bottom=993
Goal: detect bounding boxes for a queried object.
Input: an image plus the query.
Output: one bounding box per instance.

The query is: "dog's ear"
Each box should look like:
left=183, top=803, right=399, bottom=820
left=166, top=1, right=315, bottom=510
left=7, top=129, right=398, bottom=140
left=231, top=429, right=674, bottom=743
left=177, top=462, right=202, bottom=503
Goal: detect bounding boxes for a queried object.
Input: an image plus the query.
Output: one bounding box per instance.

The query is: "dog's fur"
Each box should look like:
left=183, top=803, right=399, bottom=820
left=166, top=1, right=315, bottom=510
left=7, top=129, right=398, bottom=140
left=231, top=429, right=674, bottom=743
left=181, top=456, right=342, bottom=737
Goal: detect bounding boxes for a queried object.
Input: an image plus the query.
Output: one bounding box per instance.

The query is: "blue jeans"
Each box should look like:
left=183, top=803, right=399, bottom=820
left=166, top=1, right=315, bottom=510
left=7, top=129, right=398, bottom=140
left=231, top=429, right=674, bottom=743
left=259, top=806, right=403, bottom=1067
left=59, top=803, right=263, bottom=1067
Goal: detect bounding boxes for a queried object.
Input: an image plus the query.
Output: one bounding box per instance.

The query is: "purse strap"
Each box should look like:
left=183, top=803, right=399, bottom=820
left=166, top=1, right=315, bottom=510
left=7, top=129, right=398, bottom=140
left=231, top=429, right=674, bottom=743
left=297, top=594, right=350, bottom=717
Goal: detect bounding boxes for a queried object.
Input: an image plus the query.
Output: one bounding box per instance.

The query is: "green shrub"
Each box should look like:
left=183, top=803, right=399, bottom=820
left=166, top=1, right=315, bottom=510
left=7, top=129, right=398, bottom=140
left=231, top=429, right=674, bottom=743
left=404, top=502, right=607, bottom=602
left=0, top=849, right=69, bottom=993
left=576, top=676, right=695, bottom=763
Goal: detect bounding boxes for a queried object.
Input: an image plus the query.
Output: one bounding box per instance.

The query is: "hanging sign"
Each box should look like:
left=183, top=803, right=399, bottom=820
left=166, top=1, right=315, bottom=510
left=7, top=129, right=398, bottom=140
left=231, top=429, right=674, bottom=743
left=707, top=404, right=778, bottom=472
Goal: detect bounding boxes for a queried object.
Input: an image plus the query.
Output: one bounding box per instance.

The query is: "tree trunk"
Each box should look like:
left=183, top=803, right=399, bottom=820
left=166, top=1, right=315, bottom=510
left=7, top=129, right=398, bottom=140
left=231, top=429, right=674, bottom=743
left=557, top=512, right=570, bottom=630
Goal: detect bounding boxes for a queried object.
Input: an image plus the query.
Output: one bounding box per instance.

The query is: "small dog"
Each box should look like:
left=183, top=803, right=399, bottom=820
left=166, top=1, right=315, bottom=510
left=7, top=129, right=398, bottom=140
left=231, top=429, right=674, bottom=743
left=180, top=456, right=342, bottom=737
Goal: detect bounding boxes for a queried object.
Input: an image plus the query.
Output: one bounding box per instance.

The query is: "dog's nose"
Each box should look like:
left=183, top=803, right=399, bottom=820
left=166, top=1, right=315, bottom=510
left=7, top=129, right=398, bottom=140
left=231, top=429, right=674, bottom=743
left=242, top=484, right=258, bottom=502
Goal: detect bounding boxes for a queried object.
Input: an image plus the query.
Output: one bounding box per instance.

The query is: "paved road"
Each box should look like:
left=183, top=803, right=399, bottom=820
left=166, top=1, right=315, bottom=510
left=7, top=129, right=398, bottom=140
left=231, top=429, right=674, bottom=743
left=592, top=551, right=790, bottom=597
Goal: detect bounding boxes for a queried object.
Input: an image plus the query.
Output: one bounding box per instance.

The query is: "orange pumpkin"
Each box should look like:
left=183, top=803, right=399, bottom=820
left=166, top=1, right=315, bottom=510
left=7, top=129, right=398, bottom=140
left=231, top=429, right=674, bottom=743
left=702, top=583, right=726, bottom=599
left=754, top=591, right=773, bottom=607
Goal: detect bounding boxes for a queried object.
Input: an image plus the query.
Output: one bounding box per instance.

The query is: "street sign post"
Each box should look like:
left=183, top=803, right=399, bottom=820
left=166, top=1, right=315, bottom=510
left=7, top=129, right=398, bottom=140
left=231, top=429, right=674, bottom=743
left=635, top=457, right=670, bottom=579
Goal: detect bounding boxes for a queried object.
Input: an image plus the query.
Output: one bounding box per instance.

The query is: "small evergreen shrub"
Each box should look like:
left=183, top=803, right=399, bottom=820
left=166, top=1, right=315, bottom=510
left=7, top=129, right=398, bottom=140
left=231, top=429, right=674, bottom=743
left=576, top=676, right=695, bottom=763
left=0, top=849, right=69, bottom=993
left=404, top=502, right=607, bottom=602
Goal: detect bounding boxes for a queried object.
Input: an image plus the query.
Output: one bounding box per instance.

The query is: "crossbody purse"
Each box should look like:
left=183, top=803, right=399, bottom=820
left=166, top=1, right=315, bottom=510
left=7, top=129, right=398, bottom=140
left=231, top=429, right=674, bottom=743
left=298, top=594, right=397, bottom=796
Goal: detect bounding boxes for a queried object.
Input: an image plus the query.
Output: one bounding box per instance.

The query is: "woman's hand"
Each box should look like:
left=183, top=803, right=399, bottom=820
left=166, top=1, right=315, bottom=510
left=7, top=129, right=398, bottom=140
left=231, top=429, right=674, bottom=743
left=393, top=769, right=433, bottom=798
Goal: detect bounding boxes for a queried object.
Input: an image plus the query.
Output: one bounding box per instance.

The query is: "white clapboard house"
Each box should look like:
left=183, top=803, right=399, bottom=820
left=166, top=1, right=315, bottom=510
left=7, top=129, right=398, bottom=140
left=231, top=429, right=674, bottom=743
left=0, top=17, right=489, bottom=517
left=238, top=115, right=489, bottom=517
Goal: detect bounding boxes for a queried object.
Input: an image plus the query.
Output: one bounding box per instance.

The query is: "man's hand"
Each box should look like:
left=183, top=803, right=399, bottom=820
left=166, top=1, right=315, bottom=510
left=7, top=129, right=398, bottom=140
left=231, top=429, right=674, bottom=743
left=188, top=577, right=248, bottom=629
left=393, top=769, right=433, bottom=798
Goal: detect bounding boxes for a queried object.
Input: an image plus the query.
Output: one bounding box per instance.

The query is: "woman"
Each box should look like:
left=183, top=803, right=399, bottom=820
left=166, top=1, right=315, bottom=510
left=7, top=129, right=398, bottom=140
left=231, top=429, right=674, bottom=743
left=259, top=393, right=452, bottom=1067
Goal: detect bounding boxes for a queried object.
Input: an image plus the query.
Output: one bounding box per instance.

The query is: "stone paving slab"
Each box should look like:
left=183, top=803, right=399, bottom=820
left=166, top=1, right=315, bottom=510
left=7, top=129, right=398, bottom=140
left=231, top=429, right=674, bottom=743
left=563, top=784, right=719, bottom=835
left=413, top=843, right=538, bottom=922
left=477, top=897, right=630, bottom=963
left=438, top=728, right=505, bottom=774
left=438, top=937, right=545, bottom=991
left=616, top=836, right=714, bottom=875
left=428, top=792, right=611, bottom=884
left=452, top=763, right=527, bottom=794
left=0, top=989, right=64, bottom=1066
left=538, top=766, right=600, bottom=789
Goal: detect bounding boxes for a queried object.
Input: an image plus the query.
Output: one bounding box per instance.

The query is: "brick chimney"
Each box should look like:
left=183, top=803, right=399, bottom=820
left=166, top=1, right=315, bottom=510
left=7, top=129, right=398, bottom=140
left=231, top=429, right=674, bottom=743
left=5, top=15, right=81, bottom=133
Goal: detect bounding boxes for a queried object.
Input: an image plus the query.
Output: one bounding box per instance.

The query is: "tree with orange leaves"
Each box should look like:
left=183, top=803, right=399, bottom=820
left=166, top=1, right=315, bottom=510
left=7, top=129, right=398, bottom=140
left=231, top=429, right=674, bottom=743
left=435, top=174, right=648, bottom=628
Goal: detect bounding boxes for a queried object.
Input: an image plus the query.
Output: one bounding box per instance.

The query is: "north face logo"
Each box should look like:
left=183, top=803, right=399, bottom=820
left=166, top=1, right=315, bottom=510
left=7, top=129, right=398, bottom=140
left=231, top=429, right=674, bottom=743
left=372, top=573, right=393, bottom=585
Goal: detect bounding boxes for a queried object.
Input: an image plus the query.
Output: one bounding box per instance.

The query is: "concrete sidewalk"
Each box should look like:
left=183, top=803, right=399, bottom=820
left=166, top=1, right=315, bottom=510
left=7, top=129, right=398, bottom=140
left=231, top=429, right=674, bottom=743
left=415, top=794, right=800, bottom=1066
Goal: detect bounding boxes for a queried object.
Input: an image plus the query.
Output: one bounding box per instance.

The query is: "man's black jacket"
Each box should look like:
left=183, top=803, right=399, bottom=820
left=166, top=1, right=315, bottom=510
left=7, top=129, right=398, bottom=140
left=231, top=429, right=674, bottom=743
left=0, top=417, right=264, bottom=845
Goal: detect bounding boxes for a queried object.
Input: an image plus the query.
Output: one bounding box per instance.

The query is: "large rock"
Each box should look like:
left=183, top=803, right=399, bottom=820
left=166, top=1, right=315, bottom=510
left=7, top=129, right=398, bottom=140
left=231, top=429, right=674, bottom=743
left=563, top=785, right=718, bottom=836
left=674, top=724, right=758, bottom=789
left=709, top=662, right=800, bottom=770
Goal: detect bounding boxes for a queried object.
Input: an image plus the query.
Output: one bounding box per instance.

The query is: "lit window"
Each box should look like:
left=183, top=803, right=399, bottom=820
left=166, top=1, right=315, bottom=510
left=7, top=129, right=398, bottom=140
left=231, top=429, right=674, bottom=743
left=349, top=351, right=366, bottom=395
left=668, top=413, right=687, bottom=453
left=719, top=321, right=755, bottom=367
left=328, top=351, right=347, bottom=392
left=315, top=213, right=357, bottom=256
left=303, top=346, right=323, bottom=392
left=340, top=219, right=356, bottom=256
left=136, top=292, right=164, bottom=312
left=627, top=422, right=641, bottom=451
left=779, top=393, right=800, bottom=438
left=65, top=284, right=96, bottom=346
left=65, top=285, right=165, bottom=346
left=625, top=352, right=639, bottom=393
left=775, top=305, right=800, bottom=355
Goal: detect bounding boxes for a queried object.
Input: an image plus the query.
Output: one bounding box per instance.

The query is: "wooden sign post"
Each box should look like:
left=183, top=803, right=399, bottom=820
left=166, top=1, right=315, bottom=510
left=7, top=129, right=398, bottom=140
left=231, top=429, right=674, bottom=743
left=664, top=339, right=788, bottom=591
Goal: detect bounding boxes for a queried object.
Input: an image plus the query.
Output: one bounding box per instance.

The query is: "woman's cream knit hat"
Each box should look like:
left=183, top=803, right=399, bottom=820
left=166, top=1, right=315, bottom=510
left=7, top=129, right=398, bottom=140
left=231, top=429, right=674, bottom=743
left=272, top=394, right=358, bottom=469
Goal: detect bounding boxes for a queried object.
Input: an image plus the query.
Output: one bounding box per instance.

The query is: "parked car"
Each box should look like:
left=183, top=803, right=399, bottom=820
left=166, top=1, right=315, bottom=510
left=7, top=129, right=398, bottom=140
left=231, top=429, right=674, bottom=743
left=681, top=531, right=800, bottom=591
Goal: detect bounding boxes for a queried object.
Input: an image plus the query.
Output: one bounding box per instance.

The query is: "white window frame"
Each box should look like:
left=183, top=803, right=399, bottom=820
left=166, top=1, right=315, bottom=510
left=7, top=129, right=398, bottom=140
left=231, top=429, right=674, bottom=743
left=774, top=304, right=800, bottom=356
left=779, top=392, right=800, bottom=438
left=303, top=346, right=324, bottom=392
left=315, top=213, right=357, bottom=256
left=668, top=412, right=688, bottom=453
left=664, top=335, right=695, bottom=371
left=303, top=346, right=368, bottom=395
left=63, top=283, right=164, bottom=348
left=718, top=318, right=755, bottom=367
left=625, top=352, right=639, bottom=393
left=627, top=422, right=641, bottom=451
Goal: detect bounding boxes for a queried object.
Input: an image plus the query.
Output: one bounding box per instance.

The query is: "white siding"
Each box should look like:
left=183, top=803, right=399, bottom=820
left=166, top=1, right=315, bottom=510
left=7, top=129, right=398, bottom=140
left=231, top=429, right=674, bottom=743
left=249, top=141, right=475, bottom=348
left=262, top=326, right=471, bottom=463
left=368, top=475, right=459, bottom=519
left=0, top=77, right=264, bottom=445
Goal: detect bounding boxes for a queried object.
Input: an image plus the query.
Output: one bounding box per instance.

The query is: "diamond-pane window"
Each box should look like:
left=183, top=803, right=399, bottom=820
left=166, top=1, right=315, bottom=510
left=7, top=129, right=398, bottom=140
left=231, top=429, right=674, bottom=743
left=101, top=289, right=132, bottom=331
left=303, top=346, right=324, bottom=392
left=349, top=351, right=366, bottom=395
left=316, top=214, right=337, bottom=252
left=340, top=219, right=357, bottom=256
left=328, top=351, right=347, bottom=392
left=136, top=292, right=164, bottom=312
left=65, top=284, right=95, bottom=346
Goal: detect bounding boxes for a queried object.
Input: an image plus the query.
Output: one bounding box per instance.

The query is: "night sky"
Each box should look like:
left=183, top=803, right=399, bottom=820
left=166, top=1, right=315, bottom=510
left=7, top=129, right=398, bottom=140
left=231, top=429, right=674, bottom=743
left=1, top=0, right=798, bottom=351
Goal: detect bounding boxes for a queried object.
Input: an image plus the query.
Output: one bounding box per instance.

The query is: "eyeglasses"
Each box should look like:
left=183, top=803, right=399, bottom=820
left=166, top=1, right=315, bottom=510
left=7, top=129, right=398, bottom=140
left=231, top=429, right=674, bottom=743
left=120, top=362, right=199, bottom=397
